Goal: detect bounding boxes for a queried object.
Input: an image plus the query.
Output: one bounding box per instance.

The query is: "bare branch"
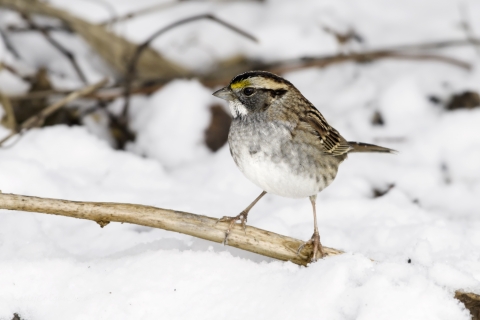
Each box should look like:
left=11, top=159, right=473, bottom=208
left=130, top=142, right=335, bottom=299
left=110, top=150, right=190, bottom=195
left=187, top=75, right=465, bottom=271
left=261, top=50, right=471, bottom=75
left=6, top=24, right=73, bottom=33
left=0, top=61, right=31, bottom=81
left=0, top=191, right=478, bottom=317
left=458, top=3, right=480, bottom=56
left=0, top=28, right=21, bottom=58
left=99, top=1, right=179, bottom=26
left=0, top=79, right=108, bottom=146
left=22, top=14, right=88, bottom=84
left=121, top=13, right=258, bottom=123
left=385, top=38, right=480, bottom=52
left=0, top=0, right=189, bottom=80
left=0, top=192, right=342, bottom=265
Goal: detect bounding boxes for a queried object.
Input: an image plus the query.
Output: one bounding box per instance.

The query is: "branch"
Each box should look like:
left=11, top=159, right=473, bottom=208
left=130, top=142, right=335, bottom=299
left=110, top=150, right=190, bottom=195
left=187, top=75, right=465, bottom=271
left=99, top=1, right=179, bottom=26
left=0, top=79, right=108, bottom=146
left=0, top=28, right=20, bottom=58
left=0, top=192, right=478, bottom=317
left=0, top=192, right=342, bottom=265
left=21, top=14, right=87, bottom=84
left=121, top=13, right=258, bottom=123
left=0, top=0, right=189, bottom=80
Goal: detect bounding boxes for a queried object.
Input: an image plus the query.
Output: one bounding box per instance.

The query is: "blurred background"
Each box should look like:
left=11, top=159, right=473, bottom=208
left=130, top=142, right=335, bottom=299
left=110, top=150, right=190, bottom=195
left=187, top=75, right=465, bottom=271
left=0, top=0, right=480, bottom=318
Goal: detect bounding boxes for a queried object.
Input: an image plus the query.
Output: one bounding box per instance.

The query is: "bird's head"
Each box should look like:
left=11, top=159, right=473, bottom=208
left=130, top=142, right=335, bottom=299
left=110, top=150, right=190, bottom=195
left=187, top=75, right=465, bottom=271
left=213, top=71, right=293, bottom=118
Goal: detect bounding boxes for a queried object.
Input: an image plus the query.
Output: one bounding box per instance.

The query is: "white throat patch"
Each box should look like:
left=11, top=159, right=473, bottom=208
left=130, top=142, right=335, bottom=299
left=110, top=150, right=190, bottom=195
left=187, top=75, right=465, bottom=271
left=228, top=100, right=248, bottom=118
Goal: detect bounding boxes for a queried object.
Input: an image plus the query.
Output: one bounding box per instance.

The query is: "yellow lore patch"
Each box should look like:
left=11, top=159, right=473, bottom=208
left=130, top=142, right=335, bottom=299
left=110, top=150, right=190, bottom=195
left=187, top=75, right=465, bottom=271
left=230, top=79, right=251, bottom=90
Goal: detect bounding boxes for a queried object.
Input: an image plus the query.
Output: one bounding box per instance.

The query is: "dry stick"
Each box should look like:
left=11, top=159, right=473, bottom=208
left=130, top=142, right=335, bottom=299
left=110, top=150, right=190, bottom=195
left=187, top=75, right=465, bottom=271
left=0, top=28, right=20, bottom=58
left=22, top=15, right=87, bottom=84
left=0, top=192, right=342, bottom=265
left=381, top=38, right=480, bottom=52
left=7, top=24, right=73, bottom=33
left=0, top=61, right=32, bottom=82
left=0, top=79, right=108, bottom=146
left=458, top=4, right=480, bottom=56
left=121, top=13, right=258, bottom=123
left=137, top=38, right=477, bottom=90
left=132, top=47, right=473, bottom=92
left=99, top=0, right=179, bottom=26
left=98, top=0, right=265, bottom=26
left=0, top=192, right=478, bottom=318
left=262, top=50, right=471, bottom=76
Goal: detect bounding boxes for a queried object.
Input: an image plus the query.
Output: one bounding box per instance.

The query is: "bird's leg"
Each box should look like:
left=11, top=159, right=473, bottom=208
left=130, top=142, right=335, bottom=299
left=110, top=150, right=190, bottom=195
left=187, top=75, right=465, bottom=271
left=217, top=191, right=267, bottom=245
left=297, top=195, right=325, bottom=262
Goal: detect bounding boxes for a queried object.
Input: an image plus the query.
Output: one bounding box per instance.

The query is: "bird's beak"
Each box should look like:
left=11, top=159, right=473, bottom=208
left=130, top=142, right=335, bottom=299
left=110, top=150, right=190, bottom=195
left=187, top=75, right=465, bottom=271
left=212, top=87, right=234, bottom=101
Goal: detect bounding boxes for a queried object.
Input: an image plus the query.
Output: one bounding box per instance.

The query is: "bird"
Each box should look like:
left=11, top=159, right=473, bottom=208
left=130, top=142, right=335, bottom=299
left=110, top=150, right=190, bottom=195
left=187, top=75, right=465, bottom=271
left=212, top=70, right=395, bottom=262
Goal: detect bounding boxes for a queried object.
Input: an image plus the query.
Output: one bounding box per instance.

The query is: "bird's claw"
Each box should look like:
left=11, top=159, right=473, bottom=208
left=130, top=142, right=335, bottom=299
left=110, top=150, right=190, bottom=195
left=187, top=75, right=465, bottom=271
left=216, top=211, right=249, bottom=245
left=296, top=232, right=325, bottom=262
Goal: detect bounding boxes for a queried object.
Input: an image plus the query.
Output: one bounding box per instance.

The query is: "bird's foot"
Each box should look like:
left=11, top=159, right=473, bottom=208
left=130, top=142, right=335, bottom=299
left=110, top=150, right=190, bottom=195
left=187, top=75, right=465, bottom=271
left=297, top=232, right=325, bottom=262
left=216, top=211, right=249, bottom=245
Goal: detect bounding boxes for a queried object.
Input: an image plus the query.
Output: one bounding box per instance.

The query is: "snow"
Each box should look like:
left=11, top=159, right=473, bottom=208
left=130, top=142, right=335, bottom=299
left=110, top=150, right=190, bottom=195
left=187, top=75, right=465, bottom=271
left=129, top=79, right=215, bottom=168
left=0, top=0, right=480, bottom=319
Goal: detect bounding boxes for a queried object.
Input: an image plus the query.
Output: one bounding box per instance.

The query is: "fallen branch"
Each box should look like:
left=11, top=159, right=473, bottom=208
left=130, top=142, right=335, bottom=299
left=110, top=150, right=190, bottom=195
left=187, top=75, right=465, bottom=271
left=0, top=192, right=342, bottom=265
left=0, top=78, right=108, bottom=146
left=0, top=192, right=478, bottom=318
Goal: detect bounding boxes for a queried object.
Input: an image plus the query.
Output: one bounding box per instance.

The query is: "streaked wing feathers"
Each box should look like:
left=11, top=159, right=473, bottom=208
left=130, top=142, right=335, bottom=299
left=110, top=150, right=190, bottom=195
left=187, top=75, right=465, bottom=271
left=303, top=108, right=351, bottom=156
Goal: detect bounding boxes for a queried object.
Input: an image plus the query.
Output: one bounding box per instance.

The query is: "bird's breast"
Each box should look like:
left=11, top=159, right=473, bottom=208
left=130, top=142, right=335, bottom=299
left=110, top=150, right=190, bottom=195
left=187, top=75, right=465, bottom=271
left=228, top=118, right=339, bottom=198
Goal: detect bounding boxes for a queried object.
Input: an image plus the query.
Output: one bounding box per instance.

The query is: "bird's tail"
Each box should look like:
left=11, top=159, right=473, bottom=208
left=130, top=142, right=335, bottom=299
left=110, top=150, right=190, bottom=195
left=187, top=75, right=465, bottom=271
left=347, top=141, right=397, bottom=154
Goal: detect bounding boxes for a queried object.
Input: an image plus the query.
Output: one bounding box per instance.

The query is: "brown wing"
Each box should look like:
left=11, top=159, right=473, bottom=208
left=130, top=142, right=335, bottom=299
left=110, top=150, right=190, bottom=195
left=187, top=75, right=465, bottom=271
left=301, top=106, right=352, bottom=156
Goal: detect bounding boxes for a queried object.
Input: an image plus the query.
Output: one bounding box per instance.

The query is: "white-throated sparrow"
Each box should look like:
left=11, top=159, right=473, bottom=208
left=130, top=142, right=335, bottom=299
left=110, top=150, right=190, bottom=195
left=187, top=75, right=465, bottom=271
left=213, top=70, right=395, bottom=262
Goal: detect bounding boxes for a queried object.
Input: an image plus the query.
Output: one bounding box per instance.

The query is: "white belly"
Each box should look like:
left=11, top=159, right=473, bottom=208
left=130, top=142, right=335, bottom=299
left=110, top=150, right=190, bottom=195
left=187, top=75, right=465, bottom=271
left=228, top=117, right=336, bottom=199
left=235, top=149, right=322, bottom=198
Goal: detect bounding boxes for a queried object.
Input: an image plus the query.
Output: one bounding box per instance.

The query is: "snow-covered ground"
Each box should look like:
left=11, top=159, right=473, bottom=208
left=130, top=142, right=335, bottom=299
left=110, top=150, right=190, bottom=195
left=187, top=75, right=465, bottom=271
left=1, top=0, right=480, bottom=319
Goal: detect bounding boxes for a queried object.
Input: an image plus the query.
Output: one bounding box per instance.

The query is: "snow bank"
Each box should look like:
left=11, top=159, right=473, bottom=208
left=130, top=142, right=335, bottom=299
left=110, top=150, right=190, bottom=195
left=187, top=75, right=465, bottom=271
left=129, top=79, right=215, bottom=168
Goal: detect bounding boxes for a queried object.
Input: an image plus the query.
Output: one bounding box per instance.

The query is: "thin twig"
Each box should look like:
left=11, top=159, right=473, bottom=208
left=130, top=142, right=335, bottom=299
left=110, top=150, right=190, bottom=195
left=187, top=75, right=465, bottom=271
left=0, top=191, right=479, bottom=318
left=6, top=24, right=73, bottom=33
left=22, top=14, right=88, bottom=84
left=386, top=38, right=480, bottom=52
left=458, top=4, right=480, bottom=56
left=0, top=79, right=108, bottom=147
left=133, top=38, right=477, bottom=90
left=0, top=61, right=31, bottom=81
left=0, top=0, right=189, bottom=80
left=99, top=1, right=179, bottom=26
left=0, top=28, right=20, bottom=58
left=261, top=50, right=471, bottom=75
left=121, top=13, right=258, bottom=123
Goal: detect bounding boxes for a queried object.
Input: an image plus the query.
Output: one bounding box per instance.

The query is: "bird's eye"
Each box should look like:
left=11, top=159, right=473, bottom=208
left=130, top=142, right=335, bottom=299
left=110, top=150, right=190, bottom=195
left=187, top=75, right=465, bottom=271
left=243, top=87, right=255, bottom=96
